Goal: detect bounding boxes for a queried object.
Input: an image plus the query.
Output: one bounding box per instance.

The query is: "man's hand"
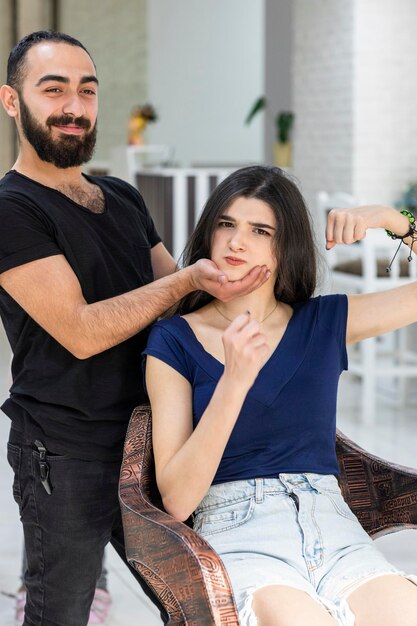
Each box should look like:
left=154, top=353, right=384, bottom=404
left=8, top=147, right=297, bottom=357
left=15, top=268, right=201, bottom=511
left=189, top=259, right=271, bottom=302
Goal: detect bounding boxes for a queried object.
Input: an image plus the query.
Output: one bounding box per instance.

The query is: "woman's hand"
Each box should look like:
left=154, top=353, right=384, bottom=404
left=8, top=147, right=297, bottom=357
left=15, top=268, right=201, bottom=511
left=222, top=312, right=270, bottom=389
left=325, top=205, right=409, bottom=250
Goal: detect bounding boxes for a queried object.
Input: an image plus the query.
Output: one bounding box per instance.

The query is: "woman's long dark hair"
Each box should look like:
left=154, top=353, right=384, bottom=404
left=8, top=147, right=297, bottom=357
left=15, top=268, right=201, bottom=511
left=173, top=165, right=317, bottom=315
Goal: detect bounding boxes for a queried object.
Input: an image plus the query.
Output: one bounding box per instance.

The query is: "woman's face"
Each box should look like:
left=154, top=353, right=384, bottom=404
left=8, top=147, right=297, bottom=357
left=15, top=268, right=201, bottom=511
left=210, top=196, right=278, bottom=280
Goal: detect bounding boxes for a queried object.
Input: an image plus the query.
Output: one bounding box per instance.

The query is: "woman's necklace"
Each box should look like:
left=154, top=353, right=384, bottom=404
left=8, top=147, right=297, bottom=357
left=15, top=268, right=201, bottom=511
left=213, top=301, right=279, bottom=324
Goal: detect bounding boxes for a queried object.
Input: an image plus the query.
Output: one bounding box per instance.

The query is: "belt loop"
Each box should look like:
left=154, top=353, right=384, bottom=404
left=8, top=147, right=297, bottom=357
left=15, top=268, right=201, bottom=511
left=279, top=473, right=290, bottom=492
left=305, top=473, right=319, bottom=493
left=255, top=478, right=264, bottom=503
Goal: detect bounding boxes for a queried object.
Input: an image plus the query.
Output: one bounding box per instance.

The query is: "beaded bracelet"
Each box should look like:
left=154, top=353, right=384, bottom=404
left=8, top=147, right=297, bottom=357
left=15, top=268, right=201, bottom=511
left=385, top=209, right=416, bottom=240
left=385, top=209, right=417, bottom=272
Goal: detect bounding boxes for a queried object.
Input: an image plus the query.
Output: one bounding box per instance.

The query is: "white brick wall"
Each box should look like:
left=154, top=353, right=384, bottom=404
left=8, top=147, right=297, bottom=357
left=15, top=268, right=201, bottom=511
left=59, top=0, right=148, bottom=163
left=353, top=0, right=417, bottom=204
left=293, top=0, right=417, bottom=212
left=292, top=0, right=354, bottom=209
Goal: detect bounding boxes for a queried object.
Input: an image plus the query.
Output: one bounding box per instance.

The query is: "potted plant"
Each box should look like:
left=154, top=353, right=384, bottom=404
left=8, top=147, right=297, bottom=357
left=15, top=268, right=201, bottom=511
left=274, top=111, right=294, bottom=168
left=245, top=98, right=295, bottom=167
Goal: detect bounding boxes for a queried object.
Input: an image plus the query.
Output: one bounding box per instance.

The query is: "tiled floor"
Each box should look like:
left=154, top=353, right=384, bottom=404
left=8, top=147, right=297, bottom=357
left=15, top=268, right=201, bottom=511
left=0, top=326, right=416, bottom=625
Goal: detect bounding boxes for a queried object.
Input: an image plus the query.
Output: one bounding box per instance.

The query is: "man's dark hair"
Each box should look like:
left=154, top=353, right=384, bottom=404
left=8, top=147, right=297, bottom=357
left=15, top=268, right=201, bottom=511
left=7, top=30, right=94, bottom=92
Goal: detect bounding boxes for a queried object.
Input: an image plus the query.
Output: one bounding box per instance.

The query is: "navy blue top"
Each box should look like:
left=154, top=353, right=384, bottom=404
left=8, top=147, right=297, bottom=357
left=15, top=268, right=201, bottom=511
left=143, top=294, right=348, bottom=484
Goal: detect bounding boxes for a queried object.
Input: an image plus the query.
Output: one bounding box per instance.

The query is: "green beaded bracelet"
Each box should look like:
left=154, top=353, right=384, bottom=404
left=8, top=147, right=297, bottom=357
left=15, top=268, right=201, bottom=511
left=385, top=209, right=417, bottom=271
left=385, top=209, right=416, bottom=240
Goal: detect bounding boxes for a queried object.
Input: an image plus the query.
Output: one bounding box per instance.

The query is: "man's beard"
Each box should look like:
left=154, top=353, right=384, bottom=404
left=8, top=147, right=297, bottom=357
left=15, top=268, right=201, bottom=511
left=19, top=95, right=97, bottom=169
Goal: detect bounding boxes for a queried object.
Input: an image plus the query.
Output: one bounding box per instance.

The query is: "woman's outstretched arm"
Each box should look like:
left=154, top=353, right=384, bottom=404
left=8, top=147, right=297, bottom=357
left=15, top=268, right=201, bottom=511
left=146, top=313, right=269, bottom=521
left=326, top=204, right=417, bottom=343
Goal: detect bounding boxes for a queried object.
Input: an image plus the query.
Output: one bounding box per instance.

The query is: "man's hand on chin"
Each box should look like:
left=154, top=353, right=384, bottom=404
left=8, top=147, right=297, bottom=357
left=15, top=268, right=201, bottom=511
left=189, top=259, right=271, bottom=302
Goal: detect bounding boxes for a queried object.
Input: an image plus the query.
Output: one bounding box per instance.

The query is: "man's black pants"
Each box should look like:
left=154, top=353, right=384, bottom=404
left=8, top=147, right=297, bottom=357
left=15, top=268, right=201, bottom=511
left=7, top=424, right=167, bottom=626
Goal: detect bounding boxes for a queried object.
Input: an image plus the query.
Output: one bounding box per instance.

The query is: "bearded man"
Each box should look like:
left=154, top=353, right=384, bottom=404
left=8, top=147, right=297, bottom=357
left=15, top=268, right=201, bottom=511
left=0, top=31, right=269, bottom=626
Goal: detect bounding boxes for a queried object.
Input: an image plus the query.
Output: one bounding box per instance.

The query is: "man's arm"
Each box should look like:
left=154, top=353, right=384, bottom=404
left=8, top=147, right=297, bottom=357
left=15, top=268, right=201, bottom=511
left=0, top=252, right=270, bottom=359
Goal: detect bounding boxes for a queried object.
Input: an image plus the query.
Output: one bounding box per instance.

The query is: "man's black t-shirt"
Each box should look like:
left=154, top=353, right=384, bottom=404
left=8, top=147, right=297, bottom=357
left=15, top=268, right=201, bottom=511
left=0, top=170, right=161, bottom=461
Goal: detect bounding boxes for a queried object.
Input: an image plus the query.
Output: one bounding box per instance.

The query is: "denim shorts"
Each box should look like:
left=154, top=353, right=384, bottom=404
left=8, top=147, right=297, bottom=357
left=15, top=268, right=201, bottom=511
left=193, top=473, right=417, bottom=625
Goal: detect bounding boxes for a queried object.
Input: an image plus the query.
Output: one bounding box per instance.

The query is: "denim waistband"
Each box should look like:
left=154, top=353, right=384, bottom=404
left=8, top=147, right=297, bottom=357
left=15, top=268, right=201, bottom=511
left=196, top=473, right=340, bottom=512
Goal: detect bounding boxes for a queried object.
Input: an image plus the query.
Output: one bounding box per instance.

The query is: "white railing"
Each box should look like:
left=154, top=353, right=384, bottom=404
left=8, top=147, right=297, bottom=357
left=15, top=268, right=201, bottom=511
left=136, top=167, right=234, bottom=260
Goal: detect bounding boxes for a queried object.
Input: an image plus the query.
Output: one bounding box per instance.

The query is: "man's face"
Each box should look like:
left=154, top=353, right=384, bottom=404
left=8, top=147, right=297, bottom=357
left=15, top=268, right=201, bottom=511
left=17, top=42, right=98, bottom=168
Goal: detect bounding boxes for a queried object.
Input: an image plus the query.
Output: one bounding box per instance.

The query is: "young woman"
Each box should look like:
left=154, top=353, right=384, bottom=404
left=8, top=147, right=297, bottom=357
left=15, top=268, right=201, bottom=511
left=143, top=165, right=417, bottom=626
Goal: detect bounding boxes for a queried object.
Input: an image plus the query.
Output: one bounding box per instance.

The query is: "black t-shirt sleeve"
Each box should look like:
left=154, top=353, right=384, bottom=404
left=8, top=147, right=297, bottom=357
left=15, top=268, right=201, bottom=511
left=0, top=196, right=61, bottom=274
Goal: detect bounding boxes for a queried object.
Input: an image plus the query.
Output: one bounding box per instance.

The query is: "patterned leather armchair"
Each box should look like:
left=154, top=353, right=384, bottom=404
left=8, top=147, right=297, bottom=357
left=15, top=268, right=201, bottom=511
left=119, top=405, right=417, bottom=625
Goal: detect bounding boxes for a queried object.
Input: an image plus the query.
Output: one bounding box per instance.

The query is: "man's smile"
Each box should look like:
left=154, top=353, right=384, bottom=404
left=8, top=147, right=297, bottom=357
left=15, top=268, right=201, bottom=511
left=53, top=124, right=86, bottom=135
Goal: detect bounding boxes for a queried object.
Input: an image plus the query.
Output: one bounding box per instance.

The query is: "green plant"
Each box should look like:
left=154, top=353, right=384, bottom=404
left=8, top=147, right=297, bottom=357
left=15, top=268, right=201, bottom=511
left=244, top=97, right=294, bottom=143
left=276, top=112, right=294, bottom=143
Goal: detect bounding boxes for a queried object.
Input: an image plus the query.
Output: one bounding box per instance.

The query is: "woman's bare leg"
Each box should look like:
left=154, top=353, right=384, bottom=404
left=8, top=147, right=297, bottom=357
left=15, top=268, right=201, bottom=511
left=347, top=574, right=417, bottom=626
left=251, top=585, right=339, bottom=626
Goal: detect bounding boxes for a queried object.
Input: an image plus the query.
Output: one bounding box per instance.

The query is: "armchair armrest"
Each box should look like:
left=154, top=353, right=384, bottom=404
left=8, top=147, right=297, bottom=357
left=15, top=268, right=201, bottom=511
left=336, top=429, right=417, bottom=537
left=119, top=405, right=239, bottom=626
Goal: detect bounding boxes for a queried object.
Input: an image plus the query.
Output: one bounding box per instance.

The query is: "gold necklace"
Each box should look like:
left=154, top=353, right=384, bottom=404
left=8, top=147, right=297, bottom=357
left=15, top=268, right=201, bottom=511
left=213, top=301, right=279, bottom=324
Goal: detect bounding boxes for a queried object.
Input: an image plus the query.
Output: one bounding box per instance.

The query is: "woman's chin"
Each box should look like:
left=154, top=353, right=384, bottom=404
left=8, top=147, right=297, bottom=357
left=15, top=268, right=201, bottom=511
left=221, top=265, right=251, bottom=281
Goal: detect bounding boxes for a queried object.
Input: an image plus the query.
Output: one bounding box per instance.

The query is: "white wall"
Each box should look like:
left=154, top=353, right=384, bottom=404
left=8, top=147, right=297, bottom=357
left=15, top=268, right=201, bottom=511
left=292, top=0, right=354, bottom=208
left=353, top=0, right=417, bottom=204
left=293, top=0, right=417, bottom=210
left=147, top=0, right=264, bottom=167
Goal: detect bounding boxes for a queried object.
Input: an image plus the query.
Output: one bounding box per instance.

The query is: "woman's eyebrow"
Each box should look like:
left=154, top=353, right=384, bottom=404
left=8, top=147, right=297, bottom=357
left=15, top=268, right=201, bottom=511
left=249, top=221, right=276, bottom=231
left=219, top=214, right=236, bottom=222
left=219, top=214, right=276, bottom=231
